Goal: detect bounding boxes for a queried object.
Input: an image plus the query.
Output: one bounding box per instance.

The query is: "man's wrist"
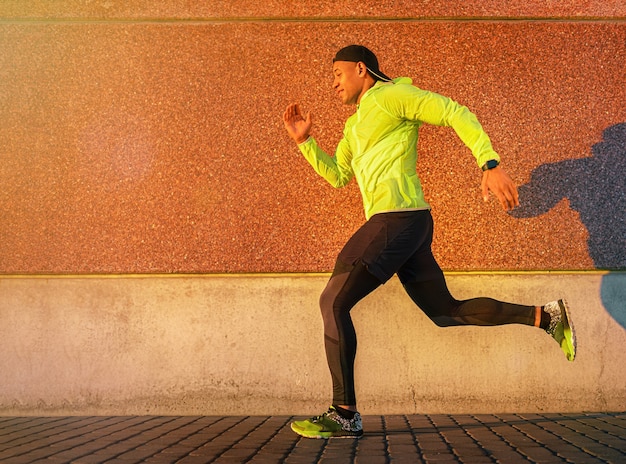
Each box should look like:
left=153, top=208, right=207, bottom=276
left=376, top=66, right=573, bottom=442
left=296, top=135, right=311, bottom=145
left=481, top=159, right=500, bottom=171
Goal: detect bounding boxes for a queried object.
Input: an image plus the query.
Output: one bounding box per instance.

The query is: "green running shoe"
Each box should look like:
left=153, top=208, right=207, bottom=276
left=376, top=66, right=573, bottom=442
left=544, top=299, right=576, bottom=361
left=291, top=406, right=363, bottom=439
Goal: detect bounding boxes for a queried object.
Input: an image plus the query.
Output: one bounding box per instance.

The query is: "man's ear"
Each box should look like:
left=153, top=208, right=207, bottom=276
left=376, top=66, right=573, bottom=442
left=356, top=62, right=367, bottom=77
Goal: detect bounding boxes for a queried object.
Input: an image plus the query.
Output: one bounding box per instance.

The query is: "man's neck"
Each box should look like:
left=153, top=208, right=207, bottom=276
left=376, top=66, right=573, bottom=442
left=356, top=78, right=377, bottom=105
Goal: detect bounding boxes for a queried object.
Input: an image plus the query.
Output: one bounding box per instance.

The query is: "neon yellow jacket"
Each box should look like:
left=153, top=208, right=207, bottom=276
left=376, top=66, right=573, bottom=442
left=298, top=77, right=500, bottom=220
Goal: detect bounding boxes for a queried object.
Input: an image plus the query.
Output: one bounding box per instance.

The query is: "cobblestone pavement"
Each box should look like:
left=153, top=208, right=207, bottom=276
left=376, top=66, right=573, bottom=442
left=0, top=413, right=624, bottom=463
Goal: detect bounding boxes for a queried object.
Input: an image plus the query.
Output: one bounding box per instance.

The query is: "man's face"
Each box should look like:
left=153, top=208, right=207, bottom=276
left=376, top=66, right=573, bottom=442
left=332, top=61, right=367, bottom=106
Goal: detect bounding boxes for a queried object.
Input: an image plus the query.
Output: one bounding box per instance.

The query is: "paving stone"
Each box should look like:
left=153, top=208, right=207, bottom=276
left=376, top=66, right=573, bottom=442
left=0, top=413, right=623, bottom=463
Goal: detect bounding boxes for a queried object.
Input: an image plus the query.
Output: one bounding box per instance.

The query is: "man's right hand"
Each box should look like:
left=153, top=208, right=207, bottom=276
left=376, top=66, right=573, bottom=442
left=283, top=103, right=312, bottom=144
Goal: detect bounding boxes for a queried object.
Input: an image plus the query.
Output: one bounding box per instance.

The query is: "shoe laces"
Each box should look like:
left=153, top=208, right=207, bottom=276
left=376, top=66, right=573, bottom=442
left=310, top=407, right=360, bottom=430
left=309, top=408, right=335, bottom=423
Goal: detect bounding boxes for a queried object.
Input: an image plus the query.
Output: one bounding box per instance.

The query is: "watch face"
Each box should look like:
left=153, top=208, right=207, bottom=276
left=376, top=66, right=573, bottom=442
left=483, top=160, right=499, bottom=170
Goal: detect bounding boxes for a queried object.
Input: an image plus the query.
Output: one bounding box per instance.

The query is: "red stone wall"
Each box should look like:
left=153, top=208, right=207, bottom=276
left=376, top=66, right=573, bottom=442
left=1, top=3, right=624, bottom=274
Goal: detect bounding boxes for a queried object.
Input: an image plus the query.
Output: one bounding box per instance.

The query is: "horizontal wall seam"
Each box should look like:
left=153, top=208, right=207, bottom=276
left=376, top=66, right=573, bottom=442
left=0, top=270, right=619, bottom=279
left=0, top=17, right=625, bottom=25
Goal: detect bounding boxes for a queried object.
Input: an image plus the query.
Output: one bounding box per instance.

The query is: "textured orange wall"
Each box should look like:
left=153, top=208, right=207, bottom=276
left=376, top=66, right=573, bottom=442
left=1, top=3, right=625, bottom=274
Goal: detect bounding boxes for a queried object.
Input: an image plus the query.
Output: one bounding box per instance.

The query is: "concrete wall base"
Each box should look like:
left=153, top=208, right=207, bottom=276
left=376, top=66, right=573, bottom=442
left=1, top=273, right=624, bottom=415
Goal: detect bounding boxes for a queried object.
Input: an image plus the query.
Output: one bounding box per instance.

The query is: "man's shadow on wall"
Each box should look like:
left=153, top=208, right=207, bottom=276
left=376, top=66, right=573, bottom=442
left=509, top=123, right=626, bottom=329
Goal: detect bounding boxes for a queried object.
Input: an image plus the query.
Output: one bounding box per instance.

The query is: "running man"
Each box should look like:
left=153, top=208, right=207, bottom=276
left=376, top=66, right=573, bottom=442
left=282, top=45, right=576, bottom=439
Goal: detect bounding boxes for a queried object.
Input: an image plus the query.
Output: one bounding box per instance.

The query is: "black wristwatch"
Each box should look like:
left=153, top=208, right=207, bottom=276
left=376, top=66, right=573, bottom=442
left=481, top=159, right=500, bottom=171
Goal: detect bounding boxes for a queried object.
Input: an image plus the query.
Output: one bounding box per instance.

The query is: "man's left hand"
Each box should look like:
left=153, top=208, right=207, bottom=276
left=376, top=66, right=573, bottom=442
left=481, top=166, right=520, bottom=211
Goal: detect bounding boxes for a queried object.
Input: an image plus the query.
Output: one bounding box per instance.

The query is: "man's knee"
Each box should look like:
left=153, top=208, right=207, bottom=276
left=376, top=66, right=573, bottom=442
left=402, top=279, right=461, bottom=322
left=429, top=315, right=464, bottom=327
left=319, top=270, right=352, bottom=328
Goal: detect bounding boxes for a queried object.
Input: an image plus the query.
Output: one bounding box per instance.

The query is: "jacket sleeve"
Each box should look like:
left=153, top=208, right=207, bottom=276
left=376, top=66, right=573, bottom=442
left=297, top=136, right=354, bottom=188
left=383, top=85, right=500, bottom=168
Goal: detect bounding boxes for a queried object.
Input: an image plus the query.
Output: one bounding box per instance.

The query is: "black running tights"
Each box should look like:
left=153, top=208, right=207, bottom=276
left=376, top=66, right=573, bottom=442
left=319, top=261, right=537, bottom=406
